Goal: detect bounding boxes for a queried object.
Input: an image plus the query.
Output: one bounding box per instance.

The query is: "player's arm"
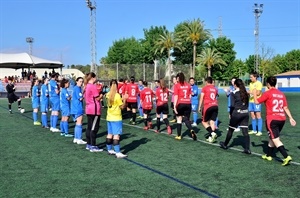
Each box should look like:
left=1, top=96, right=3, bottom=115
left=198, top=93, right=204, bottom=113
left=283, top=106, right=296, bottom=126
left=120, top=94, right=128, bottom=109
left=253, top=88, right=260, bottom=104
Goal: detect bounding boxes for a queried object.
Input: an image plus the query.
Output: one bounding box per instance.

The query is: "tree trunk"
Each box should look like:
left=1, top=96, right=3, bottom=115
left=192, top=42, right=197, bottom=77
left=208, top=65, right=211, bottom=77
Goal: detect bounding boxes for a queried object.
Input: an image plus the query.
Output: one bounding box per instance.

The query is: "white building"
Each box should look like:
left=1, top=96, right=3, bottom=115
left=275, top=71, right=300, bottom=92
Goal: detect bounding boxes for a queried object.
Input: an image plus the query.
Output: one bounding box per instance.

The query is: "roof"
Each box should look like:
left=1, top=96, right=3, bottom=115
left=275, top=70, right=300, bottom=77
left=0, top=52, right=63, bottom=69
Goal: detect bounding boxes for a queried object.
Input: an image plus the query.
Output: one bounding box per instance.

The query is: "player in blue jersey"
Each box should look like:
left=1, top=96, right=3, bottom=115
left=31, top=78, right=41, bottom=125
left=190, top=77, right=199, bottom=126
left=40, top=78, right=49, bottom=128
left=137, top=79, right=144, bottom=119
left=59, top=78, right=73, bottom=137
left=71, top=77, right=86, bottom=144
left=48, top=73, right=60, bottom=132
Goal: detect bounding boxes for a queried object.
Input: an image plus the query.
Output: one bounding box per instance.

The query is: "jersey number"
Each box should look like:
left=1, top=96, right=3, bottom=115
left=131, top=89, right=136, bottom=96
left=160, top=93, right=168, bottom=101
left=145, top=95, right=152, bottom=103
left=210, top=93, right=216, bottom=100
left=272, top=99, right=284, bottom=112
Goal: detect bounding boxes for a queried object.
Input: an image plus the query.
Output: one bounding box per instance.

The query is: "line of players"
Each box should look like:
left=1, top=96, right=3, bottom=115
left=25, top=71, right=297, bottom=165
left=119, top=72, right=296, bottom=166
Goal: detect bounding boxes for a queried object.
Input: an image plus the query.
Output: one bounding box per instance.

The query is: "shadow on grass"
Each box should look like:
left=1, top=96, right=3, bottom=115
left=251, top=140, right=290, bottom=156
left=228, top=135, right=248, bottom=149
left=121, top=137, right=151, bottom=154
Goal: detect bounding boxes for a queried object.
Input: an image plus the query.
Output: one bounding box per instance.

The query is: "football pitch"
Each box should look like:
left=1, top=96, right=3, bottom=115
left=0, top=94, right=299, bottom=198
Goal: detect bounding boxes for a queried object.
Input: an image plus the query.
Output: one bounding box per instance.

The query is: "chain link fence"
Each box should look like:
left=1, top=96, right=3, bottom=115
left=97, top=63, right=191, bottom=83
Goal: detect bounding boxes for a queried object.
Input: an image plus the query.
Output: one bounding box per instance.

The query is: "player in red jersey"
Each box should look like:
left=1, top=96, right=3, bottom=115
left=174, top=72, right=196, bottom=140
left=117, top=78, right=125, bottom=95
left=155, top=79, right=172, bottom=134
left=198, top=77, right=219, bottom=143
left=140, top=81, right=154, bottom=130
left=125, top=76, right=139, bottom=125
left=253, top=76, right=296, bottom=166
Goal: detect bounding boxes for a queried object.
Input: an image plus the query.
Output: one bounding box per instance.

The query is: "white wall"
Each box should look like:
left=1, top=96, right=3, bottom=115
left=277, top=77, right=300, bottom=87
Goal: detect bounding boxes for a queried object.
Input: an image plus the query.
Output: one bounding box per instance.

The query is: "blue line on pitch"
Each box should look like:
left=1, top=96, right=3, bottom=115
left=124, top=158, right=219, bottom=198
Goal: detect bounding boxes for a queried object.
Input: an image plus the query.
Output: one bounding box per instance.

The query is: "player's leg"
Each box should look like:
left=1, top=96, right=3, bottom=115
left=255, top=105, right=263, bottom=136
left=191, top=103, right=198, bottom=126
left=113, top=121, right=127, bottom=158
left=106, top=121, right=115, bottom=154
left=249, top=103, right=257, bottom=134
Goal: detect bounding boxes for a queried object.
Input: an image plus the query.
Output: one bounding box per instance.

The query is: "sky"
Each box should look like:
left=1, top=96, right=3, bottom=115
left=0, top=0, right=299, bottom=66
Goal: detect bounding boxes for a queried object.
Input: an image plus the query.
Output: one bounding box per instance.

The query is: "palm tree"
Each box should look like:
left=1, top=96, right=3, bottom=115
left=155, top=30, right=183, bottom=87
left=196, top=47, right=227, bottom=77
left=179, top=18, right=211, bottom=77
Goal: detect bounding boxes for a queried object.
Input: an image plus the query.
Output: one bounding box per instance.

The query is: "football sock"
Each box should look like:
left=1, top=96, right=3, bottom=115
left=63, top=121, right=69, bottom=134
left=257, top=118, right=263, bottom=132
left=206, top=126, right=213, bottom=134
left=50, top=115, right=53, bottom=128
left=183, top=117, right=192, bottom=131
left=156, top=118, right=161, bottom=130
left=215, top=117, right=219, bottom=128
left=193, top=112, right=198, bottom=123
left=42, top=113, right=47, bottom=126
left=33, top=112, right=38, bottom=122
left=132, top=113, right=136, bottom=122
left=251, top=119, right=257, bottom=131
left=139, top=108, right=143, bottom=117
left=52, top=115, right=58, bottom=128
left=241, top=128, right=250, bottom=150
left=106, top=138, right=113, bottom=150
left=8, top=104, right=11, bottom=110
left=163, top=118, right=169, bottom=127
left=60, top=121, right=65, bottom=133
left=267, top=146, right=275, bottom=157
left=177, top=123, right=182, bottom=136
left=224, top=128, right=234, bottom=146
left=144, top=118, right=148, bottom=127
left=113, top=139, right=120, bottom=153
left=277, top=145, right=288, bottom=158
left=18, top=100, right=21, bottom=107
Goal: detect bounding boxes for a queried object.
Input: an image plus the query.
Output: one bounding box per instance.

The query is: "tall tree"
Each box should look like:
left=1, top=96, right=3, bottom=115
left=155, top=30, right=183, bottom=87
left=206, top=37, right=236, bottom=80
left=196, top=47, right=226, bottom=77
left=177, top=19, right=211, bottom=77
left=284, top=49, right=300, bottom=72
left=105, top=37, right=144, bottom=64
left=141, top=26, right=168, bottom=64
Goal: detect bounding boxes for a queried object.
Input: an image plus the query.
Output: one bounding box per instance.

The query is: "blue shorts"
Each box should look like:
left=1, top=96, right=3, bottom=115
left=72, top=113, right=83, bottom=120
left=32, top=101, right=39, bottom=109
left=61, top=108, right=70, bottom=117
left=50, top=97, right=60, bottom=111
left=107, top=121, right=123, bottom=135
left=249, top=102, right=261, bottom=112
left=191, top=103, right=198, bottom=111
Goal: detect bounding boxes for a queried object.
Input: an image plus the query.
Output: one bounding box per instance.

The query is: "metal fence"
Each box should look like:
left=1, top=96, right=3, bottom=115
left=97, top=63, right=191, bottom=83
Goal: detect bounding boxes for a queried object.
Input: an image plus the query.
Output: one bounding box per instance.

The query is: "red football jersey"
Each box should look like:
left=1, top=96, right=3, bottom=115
left=201, top=84, right=218, bottom=107
left=140, top=87, right=154, bottom=109
left=125, top=83, right=139, bottom=102
left=118, top=82, right=125, bottom=94
left=174, top=82, right=191, bottom=104
left=155, top=87, right=169, bottom=106
left=257, top=88, right=287, bottom=121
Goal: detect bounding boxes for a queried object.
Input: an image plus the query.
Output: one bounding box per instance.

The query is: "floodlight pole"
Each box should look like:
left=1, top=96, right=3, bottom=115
left=26, top=37, right=34, bottom=55
left=86, top=0, right=97, bottom=74
left=253, top=3, right=263, bottom=72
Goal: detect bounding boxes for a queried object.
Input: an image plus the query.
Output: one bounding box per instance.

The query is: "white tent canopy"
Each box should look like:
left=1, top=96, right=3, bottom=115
left=0, top=52, right=63, bottom=69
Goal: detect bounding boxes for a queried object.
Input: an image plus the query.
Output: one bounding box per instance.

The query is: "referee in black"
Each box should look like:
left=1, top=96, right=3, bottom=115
left=220, top=79, right=251, bottom=154
left=6, top=76, right=22, bottom=113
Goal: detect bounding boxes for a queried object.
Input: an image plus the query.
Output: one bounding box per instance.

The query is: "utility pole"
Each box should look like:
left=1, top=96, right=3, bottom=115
left=218, top=16, right=223, bottom=38
left=26, top=37, right=34, bottom=55
left=253, top=3, right=263, bottom=72
left=86, top=0, right=97, bottom=74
